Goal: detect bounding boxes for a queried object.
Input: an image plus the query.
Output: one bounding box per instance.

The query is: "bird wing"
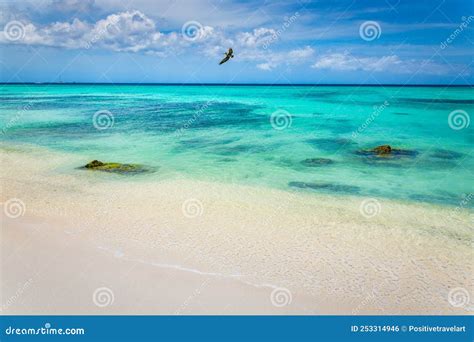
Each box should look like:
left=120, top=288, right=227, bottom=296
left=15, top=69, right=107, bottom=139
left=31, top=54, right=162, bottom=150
left=219, top=55, right=230, bottom=65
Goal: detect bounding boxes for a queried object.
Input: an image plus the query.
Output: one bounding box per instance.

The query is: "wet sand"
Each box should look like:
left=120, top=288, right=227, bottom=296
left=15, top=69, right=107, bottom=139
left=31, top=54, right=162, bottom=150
left=1, top=144, right=472, bottom=314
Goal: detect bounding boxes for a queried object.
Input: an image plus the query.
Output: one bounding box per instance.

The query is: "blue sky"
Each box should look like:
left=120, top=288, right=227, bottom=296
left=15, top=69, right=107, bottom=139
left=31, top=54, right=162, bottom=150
left=0, top=0, right=472, bottom=84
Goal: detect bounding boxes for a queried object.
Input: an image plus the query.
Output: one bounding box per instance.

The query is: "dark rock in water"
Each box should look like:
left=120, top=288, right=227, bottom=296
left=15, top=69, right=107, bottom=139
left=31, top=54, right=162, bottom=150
left=82, top=160, right=152, bottom=174
left=356, top=145, right=418, bottom=158
left=301, top=158, right=334, bottom=167
left=85, top=160, right=105, bottom=168
left=374, top=145, right=391, bottom=154
left=288, top=181, right=360, bottom=194
left=430, top=149, right=464, bottom=160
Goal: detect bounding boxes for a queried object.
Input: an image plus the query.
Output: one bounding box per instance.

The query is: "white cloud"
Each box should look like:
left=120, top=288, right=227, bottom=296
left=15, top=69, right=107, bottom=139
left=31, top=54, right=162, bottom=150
left=288, top=46, right=314, bottom=59
left=257, top=62, right=273, bottom=71
left=0, top=12, right=313, bottom=71
left=87, top=11, right=160, bottom=52
left=0, top=11, right=184, bottom=55
left=311, top=52, right=452, bottom=75
left=237, top=28, right=276, bottom=47
left=255, top=46, right=314, bottom=71
left=92, top=0, right=272, bottom=29
left=8, top=9, right=454, bottom=77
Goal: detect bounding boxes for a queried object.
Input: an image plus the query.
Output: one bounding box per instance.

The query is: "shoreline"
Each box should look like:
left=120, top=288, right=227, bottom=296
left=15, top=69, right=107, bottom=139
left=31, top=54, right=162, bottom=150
left=1, top=143, right=473, bottom=314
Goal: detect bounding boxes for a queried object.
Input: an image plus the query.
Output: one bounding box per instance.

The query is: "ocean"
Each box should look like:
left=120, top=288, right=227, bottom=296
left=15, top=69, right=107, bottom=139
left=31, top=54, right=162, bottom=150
left=1, top=84, right=473, bottom=207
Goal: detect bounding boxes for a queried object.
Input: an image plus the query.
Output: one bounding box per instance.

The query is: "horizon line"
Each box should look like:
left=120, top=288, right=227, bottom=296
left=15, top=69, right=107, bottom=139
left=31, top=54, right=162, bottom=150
left=1, top=82, right=472, bottom=87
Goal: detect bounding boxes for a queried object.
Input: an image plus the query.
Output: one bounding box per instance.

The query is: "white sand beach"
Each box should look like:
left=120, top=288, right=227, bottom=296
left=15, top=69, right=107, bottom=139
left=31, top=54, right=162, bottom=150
left=1, top=144, right=472, bottom=314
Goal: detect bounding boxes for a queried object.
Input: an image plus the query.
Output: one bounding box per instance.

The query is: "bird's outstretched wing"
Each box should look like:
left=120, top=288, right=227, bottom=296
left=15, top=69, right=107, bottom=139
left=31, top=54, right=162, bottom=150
left=219, top=48, right=234, bottom=65
left=219, top=55, right=230, bottom=65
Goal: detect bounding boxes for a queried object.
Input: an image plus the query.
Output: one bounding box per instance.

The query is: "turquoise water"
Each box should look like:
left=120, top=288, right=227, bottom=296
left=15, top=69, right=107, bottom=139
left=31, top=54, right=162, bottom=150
left=1, top=84, right=473, bottom=206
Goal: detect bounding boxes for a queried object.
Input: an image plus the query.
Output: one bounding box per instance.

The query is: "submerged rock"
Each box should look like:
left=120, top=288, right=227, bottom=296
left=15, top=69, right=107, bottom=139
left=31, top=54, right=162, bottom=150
left=356, top=145, right=418, bottom=158
left=373, top=145, right=392, bottom=154
left=288, top=181, right=360, bottom=194
left=85, top=160, right=105, bottom=168
left=82, top=160, right=152, bottom=174
left=301, top=158, right=334, bottom=167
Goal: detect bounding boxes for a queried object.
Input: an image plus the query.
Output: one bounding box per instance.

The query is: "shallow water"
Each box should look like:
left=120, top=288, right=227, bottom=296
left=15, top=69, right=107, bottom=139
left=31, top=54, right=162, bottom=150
left=1, top=84, right=473, bottom=206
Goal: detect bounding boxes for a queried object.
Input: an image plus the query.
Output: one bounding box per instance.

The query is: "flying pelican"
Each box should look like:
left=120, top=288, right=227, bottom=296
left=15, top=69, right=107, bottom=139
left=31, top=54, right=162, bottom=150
left=219, top=48, right=234, bottom=65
